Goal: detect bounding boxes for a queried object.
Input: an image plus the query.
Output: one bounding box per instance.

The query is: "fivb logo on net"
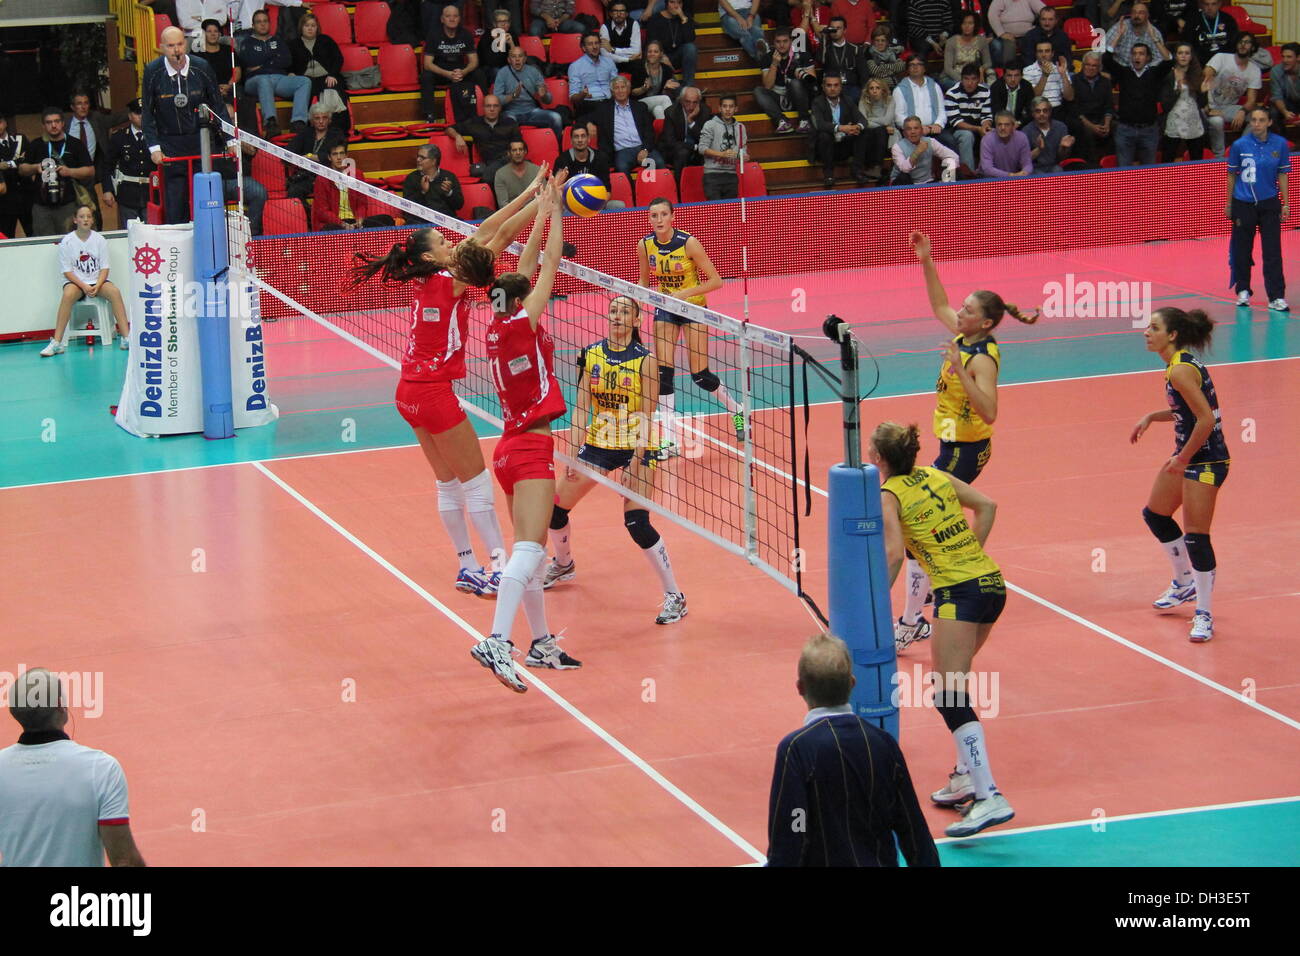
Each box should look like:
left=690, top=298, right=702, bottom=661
left=1041, top=274, right=1153, bottom=328
left=891, top=666, right=1000, bottom=718
left=0, top=666, right=104, bottom=719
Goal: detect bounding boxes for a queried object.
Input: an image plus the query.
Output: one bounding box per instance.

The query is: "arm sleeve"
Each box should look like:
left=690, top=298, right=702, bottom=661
left=494, top=167, right=510, bottom=209
left=95, top=753, right=131, bottom=824
left=401, top=171, right=420, bottom=202
left=1225, top=139, right=1241, bottom=173
left=58, top=237, right=76, bottom=275
left=892, top=87, right=907, bottom=127
left=891, top=139, right=913, bottom=171
left=766, top=736, right=809, bottom=866
left=444, top=173, right=463, bottom=214
left=568, top=60, right=585, bottom=97
left=987, top=0, right=1005, bottom=37
left=1017, top=133, right=1033, bottom=173
left=980, top=132, right=1007, bottom=175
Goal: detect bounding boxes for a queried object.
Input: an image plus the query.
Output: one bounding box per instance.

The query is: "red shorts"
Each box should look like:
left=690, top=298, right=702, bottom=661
left=395, top=379, right=467, bottom=434
left=493, top=431, right=555, bottom=495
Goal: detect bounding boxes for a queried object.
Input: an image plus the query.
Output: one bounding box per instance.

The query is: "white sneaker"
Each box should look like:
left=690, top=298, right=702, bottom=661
left=656, top=591, right=688, bottom=625
left=1189, top=610, right=1214, bottom=643
left=39, top=338, right=66, bottom=357
left=894, top=615, right=932, bottom=650
left=1235, top=290, right=1251, bottom=306
left=931, top=769, right=975, bottom=807
left=542, top=558, right=576, bottom=590
left=945, top=792, right=1015, bottom=837
left=119, top=335, right=129, bottom=350
left=1152, top=579, right=1196, bottom=609
left=1268, top=298, right=1290, bottom=312
left=524, top=634, right=582, bottom=669
left=470, top=636, right=527, bottom=692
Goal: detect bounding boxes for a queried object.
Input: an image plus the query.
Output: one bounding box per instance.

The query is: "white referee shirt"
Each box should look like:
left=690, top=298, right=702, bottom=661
left=0, top=735, right=130, bottom=867
left=58, top=230, right=109, bottom=284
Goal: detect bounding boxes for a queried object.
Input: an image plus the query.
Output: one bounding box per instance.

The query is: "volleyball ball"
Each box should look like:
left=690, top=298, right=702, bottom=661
left=564, top=174, right=609, bottom=218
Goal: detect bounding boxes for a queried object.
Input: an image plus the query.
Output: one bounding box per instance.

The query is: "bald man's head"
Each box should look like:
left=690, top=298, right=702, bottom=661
left=796, top=633, right=855, bottom=709
left=161, top=26, right=188, bottom=65
left=8, top=668, right=68, bottom=733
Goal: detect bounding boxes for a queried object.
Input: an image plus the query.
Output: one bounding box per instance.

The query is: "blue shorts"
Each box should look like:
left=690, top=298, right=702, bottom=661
left=933, top=439, right=991, bottom=484
left=933, top=572, right=1006, bottom=625
left=577, top=444, right=636, bottom=472
left=654, top=307, right=694, bottom=326
left=1184, top=460, right=1230, bottom=487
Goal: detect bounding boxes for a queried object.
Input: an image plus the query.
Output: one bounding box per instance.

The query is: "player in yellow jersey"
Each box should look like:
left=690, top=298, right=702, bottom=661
left=895, top=230, right=1040, bottom=650
left=871, top=421, right=1015, bottom=838
left=636, top=197, right=746, bottom=457
left=542, top=295, right=688, bottom=625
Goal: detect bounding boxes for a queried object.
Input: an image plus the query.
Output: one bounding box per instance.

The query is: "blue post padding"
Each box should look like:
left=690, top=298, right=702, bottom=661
left=827, top=463, right=899, bottom=739
left=192, top=171, right=234, bottom=440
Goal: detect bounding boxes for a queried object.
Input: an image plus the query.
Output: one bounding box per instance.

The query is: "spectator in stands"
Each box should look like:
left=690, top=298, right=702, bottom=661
left=1159, top=43, right=1207, bottom=161
left=1023, top=43, right=1074, bottom=109
left=555, top=124, right=615, bottom=189
left=571, top=32, right=620, bottom=124
left=892, top=55, right=949, bottom=145
left=907, top=0, right=955, bottom=60
left=196, top=19, right=242, bottom=100
left=531, top=0, right=585, bottom=36
left=234, top=0, right=304, bottom=33
left=1113, top=41, right=1163, bottom=165
left=101, top=100, right=152, bottom=228
left=987, top=0, right=1043, bottom=66
left=0, top=114, right=33, bottom=239
left=858, top=77, right=895, bottom=182
left=422, top=4, right=479, bottom=126
left=176, top=0, right=229, bottom=36
left=719, top=0, right=769, bottom=64
left=403, top=142, right=464, bottom=218
left=1105, top=2, right=1170, bottom=69
left=1065, top=53, right=1114, bottom=165
left=495, top=46, right=564, bottom=143
left=1202, top=32, right=1261, bottom=158
left=1018, top=7, right=1072, bottom=68
left=645, top=0, right=699, bottom=87
left=40, top=204, right=130, bottom=355
left=603, top=3, right=643, bottom=64
left=659, top=85, right=712, bottom=175
left=477, top=9, right=515, bottom=93
left=811, top=74, right=871, bottom=188
left=891, top=114, right=960, bottom=183
left=630, top=40, right=680, bottom=120
left=313, top=142, right=390, bottom=230
left=942, top=12, right=995, bottom=89
left=216, top=97, right=268, bottom=235
left=449, top=93, right=522, bottom=183
left=817, top=17, right=864, bottom=104
left=980, top=109, right=1033, bottom=175
left=698, top=94, right=746, bottom=199
left=285, top=102, right=345, bottom=203
left=1272, top=43, right=1300, bottom=141
left=829, top=0, right=875, bottom=45
left=63, top=92, right=120, bottom=230
left=990, top=62, right=1034, bottom=128
left=18, top=108, right=95, bottom=237
left=755, top=30, right=816, bottom=135
left=591, top=76, right=664, bottom=174
left=0, top=668, right=146, bottom=866
left=1027, top=97, right=1073, bottom=171
left=494, top=137, right=542, bottom=207
left=291, top=11, right=350, bottom=132
left=489, top=0, right=526, bottom=38
left=1153, top=0, right=1193, bottom=37
left=240, top=8, right=310, bottom=137
left=1188, top=0, right=1237, bottom=67
left=862, top=24, right=906, bottom=91
left=945, top=64, right=992, bottom=174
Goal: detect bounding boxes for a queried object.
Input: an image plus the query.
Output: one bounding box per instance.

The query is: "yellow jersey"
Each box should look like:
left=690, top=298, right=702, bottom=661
left=641, top=230, right=706, bottom=306
left=881, top=467, right=1000, bottom=589
left=934, top=335, right=999, bottom=443
left=577, top=337, right=652, bottom=449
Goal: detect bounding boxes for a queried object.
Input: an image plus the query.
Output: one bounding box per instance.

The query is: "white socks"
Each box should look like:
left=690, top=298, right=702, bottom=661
left=490, top=541, right=545, bottom=644
left=1193, top=569, right=1215, bottom=614
left=521, top=568, right=551, bottom=641
left=462, top=469, right=507, bottom=572
left=954, top=720, right=998, bottom=799
left=435, top=479, right=476, bottom=571
left=551, top=522, right=573, bottom=566
left=902, top=558, right=929, bottom=624
left=642, top=538, right=679, bottom=594
left=1162, top=539, right=1194, bottom=586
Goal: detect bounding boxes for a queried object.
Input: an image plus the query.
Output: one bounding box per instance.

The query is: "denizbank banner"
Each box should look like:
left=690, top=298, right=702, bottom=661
left=116, top=221, right=277, bottom=437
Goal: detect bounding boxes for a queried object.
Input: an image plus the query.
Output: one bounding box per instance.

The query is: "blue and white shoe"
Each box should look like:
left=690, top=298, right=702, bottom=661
left=1152, top=579, right=1196, bottom=610
left=455, top=567, right=489, bottom=594
left=524, top=634, right=582, bottom=669
left=1189, top=611, right=1214, bottom=643
left=944, top=792, right=1015, bottom=838
left=471, top=635, right=527, bottom=692
left=477, top=569, right=501, bottom=597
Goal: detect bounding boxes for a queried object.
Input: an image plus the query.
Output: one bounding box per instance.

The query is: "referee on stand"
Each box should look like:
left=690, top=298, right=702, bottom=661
left=1227, top=105, right=1290, bottom=312
left=766, top=633, right=940, bottom=867
left=142, top=25, right=226, bottom=224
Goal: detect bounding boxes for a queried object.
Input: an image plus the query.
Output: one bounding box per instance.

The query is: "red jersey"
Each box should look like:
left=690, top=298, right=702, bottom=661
left=401, top=271, right=469, bottom=382
left=486, top=306, right=567, bottom=436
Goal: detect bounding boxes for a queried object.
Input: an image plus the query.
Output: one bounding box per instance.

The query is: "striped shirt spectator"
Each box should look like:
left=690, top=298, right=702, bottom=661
left=945, top=78, right=993, bottom=131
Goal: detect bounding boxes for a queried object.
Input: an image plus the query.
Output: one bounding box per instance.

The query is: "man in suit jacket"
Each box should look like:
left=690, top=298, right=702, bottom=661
left=810, top=73, right=871, bottom=187
left=989, top=64, right=1035, bottom=129
left=657, top=86, right=711, bottom=176
left=590, top=76, right=663, bottom=175
left=766, top=633, right=940, bottom=867
left=0, top=113, right=33, bottom=238
left=64, top=92, right=127, bottom=229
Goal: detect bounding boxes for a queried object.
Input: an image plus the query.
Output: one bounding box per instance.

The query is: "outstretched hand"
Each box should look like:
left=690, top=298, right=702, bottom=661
left=910, top=230, right=932, bottom=260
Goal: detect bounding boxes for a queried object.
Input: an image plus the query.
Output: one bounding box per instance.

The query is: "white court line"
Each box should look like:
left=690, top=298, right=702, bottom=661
left=248, top=459, right=767, bottom=865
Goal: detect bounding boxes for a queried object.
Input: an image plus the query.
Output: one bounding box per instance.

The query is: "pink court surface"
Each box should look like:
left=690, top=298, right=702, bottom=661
left=3, top=233, right=1298, bottom=866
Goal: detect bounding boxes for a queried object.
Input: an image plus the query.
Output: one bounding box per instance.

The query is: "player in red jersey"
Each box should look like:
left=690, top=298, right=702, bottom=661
left=349, top=165, right=552, bottom=597
left=470, top=180, right=580, bottom=693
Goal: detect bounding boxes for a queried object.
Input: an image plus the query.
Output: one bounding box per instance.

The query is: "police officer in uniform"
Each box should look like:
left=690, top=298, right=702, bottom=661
left=142, top=25, right=226, bottom=223
left=102, top=100, right=153, bottom=228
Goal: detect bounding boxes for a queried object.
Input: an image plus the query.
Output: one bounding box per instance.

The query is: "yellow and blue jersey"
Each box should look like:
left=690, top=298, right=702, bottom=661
left=576, top=337, right=652, bottom=450
left=1166, top=350, right=1230, bottom=465
left=882, top=467, right=1000, bottom=589
left=934, top=335, right=999, bottom=444
left=641, top=230, right=706, bottom=306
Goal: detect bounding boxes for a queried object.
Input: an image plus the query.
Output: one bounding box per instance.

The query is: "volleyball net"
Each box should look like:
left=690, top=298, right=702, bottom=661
left=213, top=115, right=827, bottom=617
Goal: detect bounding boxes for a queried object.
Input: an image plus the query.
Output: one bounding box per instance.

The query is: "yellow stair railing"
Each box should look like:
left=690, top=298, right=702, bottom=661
left=108, top=0, right=157, bottom=89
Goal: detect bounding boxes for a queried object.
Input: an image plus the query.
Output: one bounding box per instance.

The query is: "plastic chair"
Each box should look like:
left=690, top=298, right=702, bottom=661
left=520, top=35, right=548, bottom=62
left=64, top=297, right=114, bottom=346
left=1099, top=154, right=1118, bottom=168
left=459, top=182, right=497, bottom=219
left=678, top=165, right=705, bottom=202
left=353, top=1, right=392, bottom=46
left=252, top=148, right=288, bottom=198
left=341, top=45, right=383, bottom=93
left=263, top=198, right=310, bottom=235
left=153, top=14, right=173, bottom=47
left=429, top=133, right=476, bottom=181
left=608, top=171, right=633, bottom=207
left=546, top=33, right=584, bottom=65
left=1221, top=6, right=1266, bottom=34
left=738, top=161, right=767, bottom=197
left=633, top=167, right=677, bottom=206
left=574, top=0, right=605, bottom=24
left=1063, top=17, right=1096, bottom=49
left=521, top=126, right=559, bottom=167
left=312, top=2, right=353, bottom=43
left=544, top=76, right=570, bottom=108
left=378, top=43, right=421, bottom=91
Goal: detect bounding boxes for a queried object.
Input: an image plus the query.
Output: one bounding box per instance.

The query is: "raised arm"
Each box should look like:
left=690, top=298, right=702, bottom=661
left=909, top=230, right=961, bottom=332
left=515, top=185, right=552, bottom=276
left=523, top=189, right=564, bottom=324
left=473, top=161, right=551, bottom=253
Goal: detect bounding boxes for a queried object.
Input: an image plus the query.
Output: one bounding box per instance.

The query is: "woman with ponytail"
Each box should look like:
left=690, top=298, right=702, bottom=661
left=895, top=230, right=1039, bottom=651
left=348, top=164, right=553, bottom=598
left=1131, top=307, right=1229, bottom=643
left=871, top=421, right=1014, bottom=838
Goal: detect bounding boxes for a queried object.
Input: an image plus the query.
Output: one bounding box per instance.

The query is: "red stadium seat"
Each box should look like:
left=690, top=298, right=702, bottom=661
left=459, top=182, right=497, bottom=219
left=520, top=126, right=559, bottom=166
left=378, top=43, right=421, bottom=91
left=544, top=77, right=570, bottom=108
left=153, top=13, right=173, bottom=47
left=429, top=133, right=476, bottom=181
left=1058, top=157, right=1086, bottom=171
left=252, top=149, right=288, bottom=199
left=653, top=118, right=664, bottom=138
left=608, top=171, right=633, bottom=207
left=267, top=6, right=279, bottom=34
left=340, top=45, right=383, bottom=93
left=562, top=125, right=598, bottom=150
left=678, top=165, right=705, bottom=202
left=444, top=85, right=486, bottom=125
left=353, top=1, right=391, bottom=46
left=312, top=2, right=353, bottom=43
left=263, top=198, right=310, bottom=235
left=1063, top=17, right=1096, bottom=49
left=633, top=167, right=677, bottom=206
left=1221, top=6, right=1266, bottom=34
left=520, top=35, right=548, bottom=62
left=1099, top=154, right=1118, bottom=168
left=574, top=0, right=605, bottom=24
left=739, top=161, right=767, bottom=197
left=547, top=33, right=584, bottom=65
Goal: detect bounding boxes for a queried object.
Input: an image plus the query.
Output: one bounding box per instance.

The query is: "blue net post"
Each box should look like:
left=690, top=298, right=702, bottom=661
left=193, top=161, right=233, bottom=440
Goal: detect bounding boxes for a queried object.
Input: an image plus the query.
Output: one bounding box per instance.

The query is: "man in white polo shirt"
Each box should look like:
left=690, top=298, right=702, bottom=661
left=0, top=668, right=146, bottom=867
